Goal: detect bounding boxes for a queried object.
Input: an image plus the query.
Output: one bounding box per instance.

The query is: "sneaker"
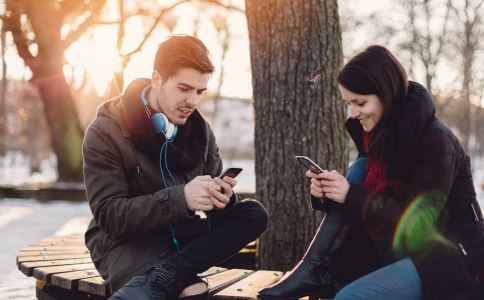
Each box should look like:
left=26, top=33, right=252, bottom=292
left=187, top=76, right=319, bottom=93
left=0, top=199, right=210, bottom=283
left=109, top=265, right=179, bottom=300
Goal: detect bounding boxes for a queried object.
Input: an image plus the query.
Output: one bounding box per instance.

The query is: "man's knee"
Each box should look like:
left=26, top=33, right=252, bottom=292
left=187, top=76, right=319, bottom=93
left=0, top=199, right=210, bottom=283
left=238, top=199, right=269, bottom=234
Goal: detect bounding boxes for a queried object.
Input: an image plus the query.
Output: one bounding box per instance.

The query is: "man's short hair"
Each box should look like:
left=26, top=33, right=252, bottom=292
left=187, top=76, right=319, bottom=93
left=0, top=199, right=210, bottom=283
left=154, top=35, right=215, bottom=79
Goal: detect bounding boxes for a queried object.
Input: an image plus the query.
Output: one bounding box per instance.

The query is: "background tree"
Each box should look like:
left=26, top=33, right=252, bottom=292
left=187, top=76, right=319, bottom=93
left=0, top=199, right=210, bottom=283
left=341, top=0, right=484, bottom=156
left=2, top=0, right=107, bottom=182
left=0, top=19, right=7, bottom=156
left=449, top=0, right=483, bottom=152
left=246, top=0, right=347, bottom=270
left=1, top=0, right=241, bottom=183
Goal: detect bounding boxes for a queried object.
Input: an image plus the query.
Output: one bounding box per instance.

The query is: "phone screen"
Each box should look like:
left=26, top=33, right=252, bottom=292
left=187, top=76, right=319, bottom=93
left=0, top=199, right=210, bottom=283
left=220, top=167, right=243, bottom=178
left=295, top=156, right=324, bottom=174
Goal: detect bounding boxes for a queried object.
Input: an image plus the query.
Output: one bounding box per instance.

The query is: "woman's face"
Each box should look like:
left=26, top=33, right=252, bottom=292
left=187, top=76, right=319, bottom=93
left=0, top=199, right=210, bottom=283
left=339, top=85, right=384, bottom=132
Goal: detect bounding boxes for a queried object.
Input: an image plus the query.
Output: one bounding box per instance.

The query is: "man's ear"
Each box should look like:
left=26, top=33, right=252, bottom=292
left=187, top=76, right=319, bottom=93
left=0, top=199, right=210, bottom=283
left=151, top=70, right=163, bottom=88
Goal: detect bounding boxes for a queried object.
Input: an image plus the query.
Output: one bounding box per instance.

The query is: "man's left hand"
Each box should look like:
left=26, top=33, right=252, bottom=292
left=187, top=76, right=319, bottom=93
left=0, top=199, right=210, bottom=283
left=208, top=176, right=237, bottom=209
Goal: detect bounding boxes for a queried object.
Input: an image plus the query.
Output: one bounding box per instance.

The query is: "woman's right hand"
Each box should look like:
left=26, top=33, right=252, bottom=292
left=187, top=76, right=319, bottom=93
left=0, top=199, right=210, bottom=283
left=306, top=170, right=327, bottom=198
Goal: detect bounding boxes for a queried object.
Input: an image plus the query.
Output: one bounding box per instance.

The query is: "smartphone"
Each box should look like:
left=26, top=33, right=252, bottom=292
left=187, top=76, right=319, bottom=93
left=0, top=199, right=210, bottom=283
left=219, top=167, right=243, bottom=178
left=295, top=156, right=325, bottom=174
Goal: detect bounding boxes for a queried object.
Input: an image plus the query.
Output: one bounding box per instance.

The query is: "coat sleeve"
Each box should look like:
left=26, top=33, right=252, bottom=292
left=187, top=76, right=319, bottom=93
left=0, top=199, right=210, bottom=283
left=203, top=123, right=240, bottom=214
left=343, top=129, right=462, bottom=244
left=83, top=120, right=189, bottom=238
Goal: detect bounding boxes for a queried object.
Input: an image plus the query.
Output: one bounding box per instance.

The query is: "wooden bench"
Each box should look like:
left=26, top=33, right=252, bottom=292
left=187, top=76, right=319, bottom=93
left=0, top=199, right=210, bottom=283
left=17, top=234, right=308, bottom=300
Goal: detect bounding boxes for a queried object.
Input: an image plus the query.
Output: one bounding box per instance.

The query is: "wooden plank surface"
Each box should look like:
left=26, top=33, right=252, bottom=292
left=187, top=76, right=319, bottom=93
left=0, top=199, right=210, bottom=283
left=78, top=276, right=108, bottom=296
left=206, top=269, right=254, bottom=295
left=17, top=253, right=91, bottom=263
left=213, top=270, right=283, bottom=299
left=17, top=249, right=90, bottom=257
left=199, top=267, right=228, bottom=278
left=33, top=263, right=95, bottom=282
left=51, top=269, right=100, bottom=289
left=19, top=257, right=94, bottom=276
left=19, top=246, right=88, bottom=251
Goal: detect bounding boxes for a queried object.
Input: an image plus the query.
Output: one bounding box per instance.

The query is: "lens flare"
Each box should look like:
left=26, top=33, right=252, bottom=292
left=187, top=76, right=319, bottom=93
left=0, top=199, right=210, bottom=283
left=392, top=191, right=450, bottom=258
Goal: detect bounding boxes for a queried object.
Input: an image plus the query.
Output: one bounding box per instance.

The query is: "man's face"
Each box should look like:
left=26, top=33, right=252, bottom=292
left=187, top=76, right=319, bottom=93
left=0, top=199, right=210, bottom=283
left=151, top=68, right=211, bottom=125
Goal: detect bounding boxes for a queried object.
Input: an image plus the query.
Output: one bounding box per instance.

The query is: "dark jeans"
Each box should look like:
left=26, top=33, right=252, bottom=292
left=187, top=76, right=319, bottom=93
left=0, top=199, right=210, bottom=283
left=162, top=199, right=268, bottom=284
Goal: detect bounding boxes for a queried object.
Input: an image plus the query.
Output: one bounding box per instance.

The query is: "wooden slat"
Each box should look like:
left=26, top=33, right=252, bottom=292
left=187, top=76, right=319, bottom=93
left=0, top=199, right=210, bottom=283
left=78, top=276, right=108, bottom=296
left=213, top=270, right=283, bottom=299
left=30, top=241, right=85, bottom=247
left=35, top=237, right=84, bottom=242
left=199, top=267, right=227, bottom=278
left=17, top=253, right=91, bottom=263
left=51, top=269, right=100, bottom=289
left=20, top=246, right=88, bottom=251
left=33, top=263, right=95, bottom=282
left=19, top=258, right=94, bottom=276
left=206, top=269, right=254, bottom=295
left=17, top=249, right=90, bottom=257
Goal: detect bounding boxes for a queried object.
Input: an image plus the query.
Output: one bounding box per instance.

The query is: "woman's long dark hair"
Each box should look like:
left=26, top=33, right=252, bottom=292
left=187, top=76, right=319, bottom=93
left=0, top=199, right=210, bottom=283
left=337, top=45, right=408, bottom=164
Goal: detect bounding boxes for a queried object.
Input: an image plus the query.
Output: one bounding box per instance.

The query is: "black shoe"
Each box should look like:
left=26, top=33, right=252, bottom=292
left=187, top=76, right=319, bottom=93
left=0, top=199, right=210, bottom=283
left=258, top=204, right=345, bottom=299
left=109, top=265, right=179, bottom=300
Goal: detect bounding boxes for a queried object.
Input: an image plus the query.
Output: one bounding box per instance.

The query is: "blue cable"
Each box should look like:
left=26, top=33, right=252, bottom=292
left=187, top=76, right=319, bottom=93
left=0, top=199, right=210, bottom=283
left=159, top=139, right=180, bottom=251
left=160, top=137, right=211, bottom=253
left=159, top=140, right=169, bottom=188
left=164, top=138, right=176, bottom=186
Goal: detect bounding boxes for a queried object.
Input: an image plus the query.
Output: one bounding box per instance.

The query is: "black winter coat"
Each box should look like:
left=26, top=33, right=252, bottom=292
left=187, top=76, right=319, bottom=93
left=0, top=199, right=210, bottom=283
left=83, top=79, right=239, bottom=292
left=317, top=82, right=484, bottom=299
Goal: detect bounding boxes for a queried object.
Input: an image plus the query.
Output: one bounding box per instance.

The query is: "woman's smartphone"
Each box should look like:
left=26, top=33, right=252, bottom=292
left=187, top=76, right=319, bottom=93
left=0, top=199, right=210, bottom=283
left=219, top=167, right=243, bottom=178
left=295, top=156, right=325, bottom=174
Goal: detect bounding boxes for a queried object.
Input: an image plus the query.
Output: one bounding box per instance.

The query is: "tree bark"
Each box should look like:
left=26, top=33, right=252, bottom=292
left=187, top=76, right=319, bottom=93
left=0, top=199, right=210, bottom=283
left=246, top=0, right=346, bottom=270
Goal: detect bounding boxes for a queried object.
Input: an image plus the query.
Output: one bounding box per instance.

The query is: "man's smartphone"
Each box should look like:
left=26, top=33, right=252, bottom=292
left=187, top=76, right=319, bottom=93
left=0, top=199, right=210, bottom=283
left=219, top=167, right=243, bottom=179
left=295, top=156, right=325, bottom=174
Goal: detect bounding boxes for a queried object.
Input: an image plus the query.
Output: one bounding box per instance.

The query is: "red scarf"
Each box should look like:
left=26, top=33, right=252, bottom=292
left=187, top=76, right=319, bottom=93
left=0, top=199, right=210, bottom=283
left=362, top=132, right=388, bottom=192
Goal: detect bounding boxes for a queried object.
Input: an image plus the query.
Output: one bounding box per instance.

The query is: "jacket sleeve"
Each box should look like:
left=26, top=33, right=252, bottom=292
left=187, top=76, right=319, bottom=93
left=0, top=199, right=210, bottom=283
left=343, top=129, right=461, bottom=243
left=83, top=120, right=189, bottom=238
left=203, top=123, right=240, bottom=214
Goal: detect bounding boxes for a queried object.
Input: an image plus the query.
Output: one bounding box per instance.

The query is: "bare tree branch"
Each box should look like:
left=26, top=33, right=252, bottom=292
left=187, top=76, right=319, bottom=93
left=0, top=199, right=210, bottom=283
left=3, top=1, right=35, bottom=67
left=60, top=0, right=89, bottom=18
left=200, top=0, right=244, bottom=13
left=116, top=0, right=126, bottom=51
left=121, top=0, right=191, bottom=58
left=62, top=0, right=108, bottom=50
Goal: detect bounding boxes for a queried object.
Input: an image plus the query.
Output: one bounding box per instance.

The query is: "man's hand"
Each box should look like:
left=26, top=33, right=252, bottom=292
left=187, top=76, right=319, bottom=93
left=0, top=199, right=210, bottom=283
left=184, top=175, right=221, bottom=211
left=306, top=170, right=350, bottom=203
left=208, top=176, right=237, bottom=210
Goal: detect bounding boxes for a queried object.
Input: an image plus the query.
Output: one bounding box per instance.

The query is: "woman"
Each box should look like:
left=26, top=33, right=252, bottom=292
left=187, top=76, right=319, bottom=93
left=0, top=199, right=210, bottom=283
left=259, top=45, right=484, bottom=299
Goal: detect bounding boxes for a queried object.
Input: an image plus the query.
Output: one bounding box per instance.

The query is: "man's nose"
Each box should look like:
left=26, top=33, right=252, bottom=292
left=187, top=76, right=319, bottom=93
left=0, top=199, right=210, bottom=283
left=186, top=93, right=199, bottom=106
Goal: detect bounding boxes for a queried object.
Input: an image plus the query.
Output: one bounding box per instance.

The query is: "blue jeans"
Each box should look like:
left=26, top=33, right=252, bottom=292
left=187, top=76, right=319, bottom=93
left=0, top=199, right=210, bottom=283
left=334, top=158, right=423, bottom=300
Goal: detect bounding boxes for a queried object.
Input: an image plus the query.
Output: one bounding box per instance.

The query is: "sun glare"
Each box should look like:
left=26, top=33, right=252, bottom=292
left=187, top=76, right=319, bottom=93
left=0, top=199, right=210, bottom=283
left=64, top=26, right=121, bottom=95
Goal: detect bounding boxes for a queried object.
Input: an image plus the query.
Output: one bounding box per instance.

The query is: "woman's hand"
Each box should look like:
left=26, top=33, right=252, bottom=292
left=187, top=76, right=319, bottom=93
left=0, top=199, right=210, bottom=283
left=306, top=170, right=327, bottom=198
left=306, top=170, right=350, bottom=203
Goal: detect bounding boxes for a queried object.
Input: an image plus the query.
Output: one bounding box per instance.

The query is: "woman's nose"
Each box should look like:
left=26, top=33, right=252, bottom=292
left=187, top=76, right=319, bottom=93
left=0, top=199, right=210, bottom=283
left=349, top=106, right=360, bottom=119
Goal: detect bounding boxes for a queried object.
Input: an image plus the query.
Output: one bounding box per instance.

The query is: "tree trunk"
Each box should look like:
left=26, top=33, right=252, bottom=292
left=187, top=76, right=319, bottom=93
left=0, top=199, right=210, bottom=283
left=6, top=0, right=85, bottom=182
left=0, top=24, right=7, bottom=155
left=33, top=72, right=84, bottom=182
left=246, top=0, right=346, bottom=270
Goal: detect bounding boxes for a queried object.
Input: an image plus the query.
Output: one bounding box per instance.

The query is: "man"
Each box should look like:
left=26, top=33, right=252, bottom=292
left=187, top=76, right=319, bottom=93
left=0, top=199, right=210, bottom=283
left=83, top=35, right=268, bottom=300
